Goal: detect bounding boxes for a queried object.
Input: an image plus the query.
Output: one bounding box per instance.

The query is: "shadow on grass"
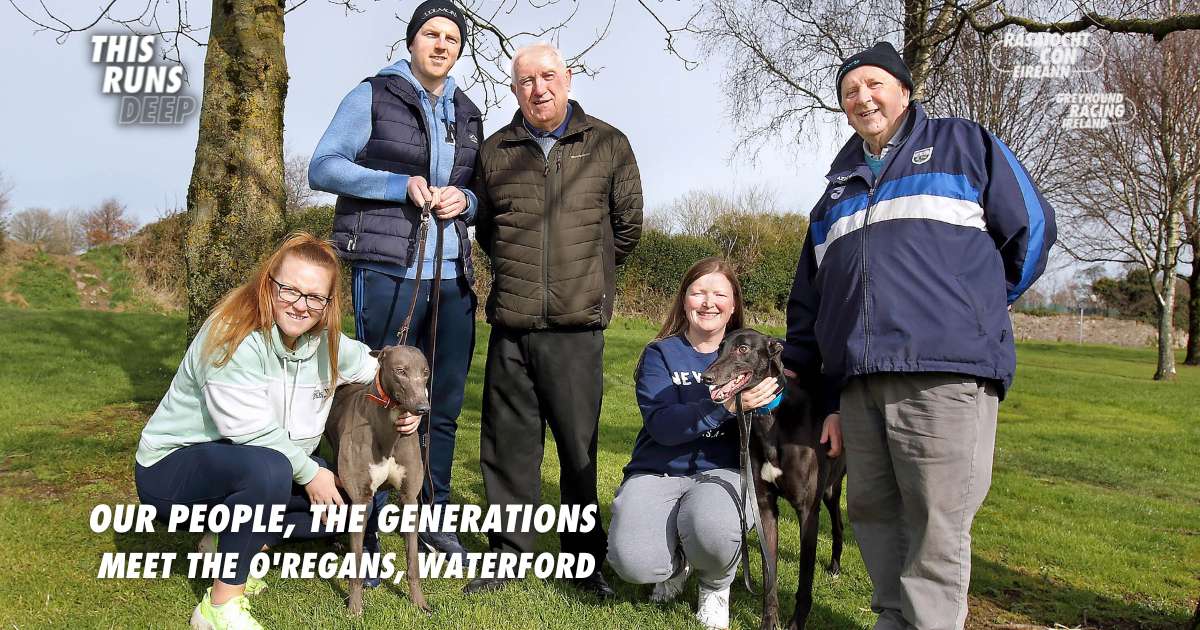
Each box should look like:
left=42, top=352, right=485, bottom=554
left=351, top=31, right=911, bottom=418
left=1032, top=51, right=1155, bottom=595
left=970, top=556, right=1189, bottom=629
left=41, top=309, right=184, bottom=402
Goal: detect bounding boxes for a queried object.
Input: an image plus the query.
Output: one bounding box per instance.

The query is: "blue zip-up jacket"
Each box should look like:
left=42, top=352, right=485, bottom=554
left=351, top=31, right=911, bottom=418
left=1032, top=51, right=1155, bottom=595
left=783, top=102, right=1055, bottom=410
left=624, top=334, right=739, bottom=479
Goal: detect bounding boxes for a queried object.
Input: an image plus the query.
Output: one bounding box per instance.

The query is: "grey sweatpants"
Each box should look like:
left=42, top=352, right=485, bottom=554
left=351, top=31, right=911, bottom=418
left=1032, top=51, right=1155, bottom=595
left=607, top=467, right=749, bottom=590
left=840, top=372, right=998, bottom=630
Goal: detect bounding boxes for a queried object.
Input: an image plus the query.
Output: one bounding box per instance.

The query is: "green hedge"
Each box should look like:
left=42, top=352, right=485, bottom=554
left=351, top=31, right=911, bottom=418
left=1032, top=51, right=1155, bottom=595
left=125, top=206, right=807, bottom=321
left=284, top=205, right=335, bottom=240
left=617, top=230, right=722, bottom=294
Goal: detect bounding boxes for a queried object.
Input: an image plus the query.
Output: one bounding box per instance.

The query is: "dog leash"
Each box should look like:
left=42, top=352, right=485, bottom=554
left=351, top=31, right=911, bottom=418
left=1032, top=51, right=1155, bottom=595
left=736, top=397, right=773, bottom=593
left=396, top=201, right=433, bottom=346
left=392, top=199, right=444, bottom=504
left=734, top=370, right=787, bottom=593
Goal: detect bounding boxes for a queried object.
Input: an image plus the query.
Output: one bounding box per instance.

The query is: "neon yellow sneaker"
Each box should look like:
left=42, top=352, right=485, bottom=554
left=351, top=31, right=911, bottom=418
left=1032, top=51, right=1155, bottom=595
left=243, top=576, right=267, bottom=596
left=198, top=534, right=266, bottom=596
left=189, top=588, right=265, bottom=630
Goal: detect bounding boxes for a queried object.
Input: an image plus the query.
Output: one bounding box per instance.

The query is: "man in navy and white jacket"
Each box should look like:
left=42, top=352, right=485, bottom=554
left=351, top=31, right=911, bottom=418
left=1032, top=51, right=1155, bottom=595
left=308, top=0, right=481, bottom=565
left=783, top=42, right=1055, bottom=630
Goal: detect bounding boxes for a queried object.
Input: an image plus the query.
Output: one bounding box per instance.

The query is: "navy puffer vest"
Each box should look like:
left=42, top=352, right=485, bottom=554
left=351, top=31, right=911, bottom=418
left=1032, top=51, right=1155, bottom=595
left=331, top=74, right=483, bottom=286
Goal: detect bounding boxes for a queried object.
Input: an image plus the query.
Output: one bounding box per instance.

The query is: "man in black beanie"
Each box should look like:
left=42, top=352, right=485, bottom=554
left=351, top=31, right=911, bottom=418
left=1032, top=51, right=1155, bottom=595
left=405, top=0, right=468, bottom=53
left=309, top=0, right=481, bottom=574
left=783, top=42, right=1056, bottom=629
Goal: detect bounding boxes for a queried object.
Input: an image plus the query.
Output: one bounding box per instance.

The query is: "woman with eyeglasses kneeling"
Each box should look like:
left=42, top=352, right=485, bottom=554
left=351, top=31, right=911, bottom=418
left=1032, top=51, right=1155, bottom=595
left=133, top=233, right=420, bottom=630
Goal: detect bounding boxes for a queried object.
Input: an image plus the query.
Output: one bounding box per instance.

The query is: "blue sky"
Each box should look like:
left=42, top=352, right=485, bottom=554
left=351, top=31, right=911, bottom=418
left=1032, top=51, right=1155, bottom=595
left=0, top=1, right=845, bottom=225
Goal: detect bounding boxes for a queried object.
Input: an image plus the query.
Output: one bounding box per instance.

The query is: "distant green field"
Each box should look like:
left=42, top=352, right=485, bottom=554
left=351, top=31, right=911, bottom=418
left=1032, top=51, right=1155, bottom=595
left=0, top=308, right=1195, bottom=629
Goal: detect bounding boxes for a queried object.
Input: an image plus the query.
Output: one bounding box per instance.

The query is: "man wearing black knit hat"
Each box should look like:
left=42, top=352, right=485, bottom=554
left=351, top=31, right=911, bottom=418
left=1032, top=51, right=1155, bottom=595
left=309, top=0, right=481, bottom=573
left=783, top=42, right=1056, bottom=629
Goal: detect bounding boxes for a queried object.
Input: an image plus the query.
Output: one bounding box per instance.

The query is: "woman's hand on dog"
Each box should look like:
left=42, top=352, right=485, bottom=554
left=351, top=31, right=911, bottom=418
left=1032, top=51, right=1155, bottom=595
left=305, top=468, right=345, bottom=522
left=723, top=377, right=779, bottom=414
left=821, top=413, right=842, bottom=458
left=394, top=413, right=421, bottom=435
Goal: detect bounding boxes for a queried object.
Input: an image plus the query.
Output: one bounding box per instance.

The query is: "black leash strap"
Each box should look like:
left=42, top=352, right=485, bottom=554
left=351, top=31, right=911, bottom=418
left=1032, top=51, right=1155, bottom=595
left=422, top=211, right=444, bottom=502
left=737, top=397, right=775, bottom=593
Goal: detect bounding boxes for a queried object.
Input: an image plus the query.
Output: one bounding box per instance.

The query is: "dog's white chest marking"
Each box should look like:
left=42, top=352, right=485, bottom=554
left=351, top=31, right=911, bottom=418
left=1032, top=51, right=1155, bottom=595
left=760, top=462, right=783, bottom=484
left=367, top=456, right=406, bottom=492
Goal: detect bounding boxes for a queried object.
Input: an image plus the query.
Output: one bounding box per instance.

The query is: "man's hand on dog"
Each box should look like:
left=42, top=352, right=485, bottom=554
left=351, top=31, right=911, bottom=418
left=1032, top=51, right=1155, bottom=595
left=821, top=413, right=843, bottom=458
left=305, top=468, right=345, bottom=522
left=783, top=369, right=844, bottom=458
left=394, top=413, right=421, bottom=435
left=723, top=377, right=779, bottom=414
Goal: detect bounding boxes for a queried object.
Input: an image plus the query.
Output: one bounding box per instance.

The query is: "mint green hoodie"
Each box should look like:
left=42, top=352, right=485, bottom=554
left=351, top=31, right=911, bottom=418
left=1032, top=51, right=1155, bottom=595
left=136, top=322, right=377, bottom=484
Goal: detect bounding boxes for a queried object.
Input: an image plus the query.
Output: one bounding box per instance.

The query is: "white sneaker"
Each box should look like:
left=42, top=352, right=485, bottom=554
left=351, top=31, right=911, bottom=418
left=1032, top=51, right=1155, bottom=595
left=696, top=583, right=730, bottom=630
left=649, top=563, right=691, bottom=603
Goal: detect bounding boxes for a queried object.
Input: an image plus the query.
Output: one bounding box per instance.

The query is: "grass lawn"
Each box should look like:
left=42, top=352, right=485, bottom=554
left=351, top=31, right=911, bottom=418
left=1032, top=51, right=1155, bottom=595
left=0, top=307, right=1196, bottom=629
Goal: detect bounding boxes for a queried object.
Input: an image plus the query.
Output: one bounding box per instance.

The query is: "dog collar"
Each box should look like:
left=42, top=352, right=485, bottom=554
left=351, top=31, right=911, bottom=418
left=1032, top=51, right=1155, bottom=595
left=753, top=390, right=784, bottom=415
left=365, top=370, right=398, bottom=409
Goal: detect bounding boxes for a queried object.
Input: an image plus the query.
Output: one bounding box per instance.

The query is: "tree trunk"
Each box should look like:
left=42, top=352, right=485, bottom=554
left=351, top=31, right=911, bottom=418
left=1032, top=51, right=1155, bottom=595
left=1154, top=206, right=1181, bottom=381
left=184, top=0, right=288, bottom=340
left=1187, top=181, right=1200, bottom=366
left=1187, top=256, right=1199, bottom=365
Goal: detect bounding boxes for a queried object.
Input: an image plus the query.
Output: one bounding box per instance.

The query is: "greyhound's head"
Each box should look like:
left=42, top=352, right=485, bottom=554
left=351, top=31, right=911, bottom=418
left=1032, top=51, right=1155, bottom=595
left=702, top=328, right=784, bottom=404
left=369, top=345, right=432, bottom=416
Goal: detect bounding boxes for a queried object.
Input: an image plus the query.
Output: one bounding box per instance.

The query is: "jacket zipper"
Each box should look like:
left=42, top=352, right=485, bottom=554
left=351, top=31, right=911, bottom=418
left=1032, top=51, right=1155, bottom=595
left=861, top=186, right=873, bottom=369
left=348, top=211, right=364, bottom=251
left=860, top=145, right=903, bottom=370
left=541, top=143, right=559, bottom=324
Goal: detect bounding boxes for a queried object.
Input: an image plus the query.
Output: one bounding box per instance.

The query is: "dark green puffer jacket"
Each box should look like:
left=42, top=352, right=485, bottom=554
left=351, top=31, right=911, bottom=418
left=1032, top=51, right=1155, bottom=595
left=473, top=102, right=643, bottom=330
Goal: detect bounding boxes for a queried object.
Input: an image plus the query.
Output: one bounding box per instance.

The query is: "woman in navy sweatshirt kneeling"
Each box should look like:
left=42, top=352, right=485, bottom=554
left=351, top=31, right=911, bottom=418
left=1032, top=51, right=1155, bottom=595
left=608, top=257, right=778, bottom=630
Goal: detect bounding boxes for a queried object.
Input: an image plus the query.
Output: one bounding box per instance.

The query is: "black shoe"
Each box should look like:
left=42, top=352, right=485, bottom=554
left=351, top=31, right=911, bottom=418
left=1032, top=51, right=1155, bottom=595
left=570, top=571, right=616, bottom=599
left=463, top=575, right=514, bottom=594
left=419, top=531, right=469, bottom=564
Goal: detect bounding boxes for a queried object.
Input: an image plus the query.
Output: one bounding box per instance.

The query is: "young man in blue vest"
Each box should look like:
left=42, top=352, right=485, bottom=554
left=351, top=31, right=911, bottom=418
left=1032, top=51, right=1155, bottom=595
left=309, top=0, right=481, bottom=571
left=784, top=42, right=1056, bottom=629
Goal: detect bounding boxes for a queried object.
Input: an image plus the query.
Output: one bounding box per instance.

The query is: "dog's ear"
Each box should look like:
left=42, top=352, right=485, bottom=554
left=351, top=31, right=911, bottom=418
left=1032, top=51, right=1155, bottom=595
left=369, top=350, right=382, bottom=358
left=768, top=339, right=783, bottom=357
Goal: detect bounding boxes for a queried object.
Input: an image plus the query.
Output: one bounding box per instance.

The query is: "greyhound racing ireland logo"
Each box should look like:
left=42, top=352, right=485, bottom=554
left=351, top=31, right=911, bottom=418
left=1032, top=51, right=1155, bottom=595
left=1054, top=92, right=1136, bottom=130
left=90, top=35, right=197, bottom=125
left=911, top=147, right=933, bottom=165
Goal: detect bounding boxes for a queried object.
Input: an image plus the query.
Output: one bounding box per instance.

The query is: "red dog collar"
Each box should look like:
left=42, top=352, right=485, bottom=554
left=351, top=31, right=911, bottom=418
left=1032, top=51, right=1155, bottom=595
left=365, top=370, right=398, bottom=409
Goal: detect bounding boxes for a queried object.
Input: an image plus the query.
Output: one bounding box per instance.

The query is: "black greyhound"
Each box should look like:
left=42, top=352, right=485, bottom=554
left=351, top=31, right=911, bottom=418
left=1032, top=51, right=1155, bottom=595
left=702, top=328, right=846, bottom=630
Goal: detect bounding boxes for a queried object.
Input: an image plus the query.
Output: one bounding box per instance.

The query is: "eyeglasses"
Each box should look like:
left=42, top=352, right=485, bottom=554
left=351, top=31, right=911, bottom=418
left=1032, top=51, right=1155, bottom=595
left=269, top=275, right=331, bottom=311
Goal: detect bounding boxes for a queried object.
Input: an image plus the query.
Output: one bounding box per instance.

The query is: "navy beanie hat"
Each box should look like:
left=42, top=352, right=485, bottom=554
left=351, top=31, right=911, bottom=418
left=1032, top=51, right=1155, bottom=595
left=835, top=42, right=914, bottom=100
left=406, top=0, right=469, bottom=52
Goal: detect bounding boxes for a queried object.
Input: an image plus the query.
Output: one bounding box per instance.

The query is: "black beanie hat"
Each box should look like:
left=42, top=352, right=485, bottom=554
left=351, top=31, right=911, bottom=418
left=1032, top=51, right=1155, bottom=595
left=835, top=42, right=914, bottom=101
left=406, top=0, right=468, bottom=52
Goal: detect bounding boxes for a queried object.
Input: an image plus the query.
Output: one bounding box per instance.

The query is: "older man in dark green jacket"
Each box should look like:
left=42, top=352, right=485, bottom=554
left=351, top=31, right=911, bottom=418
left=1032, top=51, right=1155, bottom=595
left=467, top=41, right=642, bottom=598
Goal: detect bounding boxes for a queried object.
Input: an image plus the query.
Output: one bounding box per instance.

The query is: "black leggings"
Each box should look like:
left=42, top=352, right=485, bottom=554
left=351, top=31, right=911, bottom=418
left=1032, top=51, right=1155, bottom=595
left=134, top=441, right=337, bottom=585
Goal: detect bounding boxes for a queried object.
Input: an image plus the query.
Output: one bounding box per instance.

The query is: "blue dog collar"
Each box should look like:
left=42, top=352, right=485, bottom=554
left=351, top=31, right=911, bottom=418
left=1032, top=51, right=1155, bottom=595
left=753, top=390, right=784, bottom=415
